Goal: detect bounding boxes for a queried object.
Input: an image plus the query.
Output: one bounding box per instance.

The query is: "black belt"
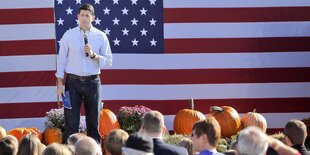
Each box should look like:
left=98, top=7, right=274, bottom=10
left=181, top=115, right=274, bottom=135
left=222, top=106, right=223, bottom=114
left=67, top=74, right=99, bottom=81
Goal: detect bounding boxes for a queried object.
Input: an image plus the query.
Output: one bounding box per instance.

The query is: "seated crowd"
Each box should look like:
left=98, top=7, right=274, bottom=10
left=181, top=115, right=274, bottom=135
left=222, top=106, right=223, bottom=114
left=0, top=111, right=309, bottom=155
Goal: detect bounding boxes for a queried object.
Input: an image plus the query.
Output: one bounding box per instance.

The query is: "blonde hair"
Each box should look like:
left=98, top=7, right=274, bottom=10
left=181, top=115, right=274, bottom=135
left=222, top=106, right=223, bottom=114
left=42, top=143, right=71, bottom=155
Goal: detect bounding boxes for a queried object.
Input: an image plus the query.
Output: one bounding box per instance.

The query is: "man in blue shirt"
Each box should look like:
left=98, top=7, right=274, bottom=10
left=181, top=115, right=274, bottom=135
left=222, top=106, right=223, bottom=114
left=55, top=3, right=112, bottom=144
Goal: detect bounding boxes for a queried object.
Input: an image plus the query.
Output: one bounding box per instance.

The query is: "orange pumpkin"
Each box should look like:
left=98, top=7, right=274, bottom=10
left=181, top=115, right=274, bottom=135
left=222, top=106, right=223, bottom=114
left=0, top=126, right=6, bottom=139
left=241, top=109, right=267, bottom=132
left=208, top=106, right=241, bottom=137
left=174, top=98, right=206, bottom=135
left=99, top=109, right=120, bottom=136
left=7, top=127, right=42, bottom=142
left=43, top=128, right=62, bottom=145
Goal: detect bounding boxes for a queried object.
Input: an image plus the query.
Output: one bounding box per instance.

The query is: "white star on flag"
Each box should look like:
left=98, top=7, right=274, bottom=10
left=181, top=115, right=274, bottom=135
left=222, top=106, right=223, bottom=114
left=131, top=0, right=138, bottom=5
left=104, top=28, right=111, bottom=35
left=149, top=0, right=156, bottom=5
left=66, top=7, right=73, bottom=15
left=140, top=28, right=148, bottom=36
left=103, top=7, right=110, bottom=15
left=122, top=28, right=129, bottom=35
left=150, top=38, right=157, bottom=46
left=113, top=38, right=120, bottom=46
left=94, top=0, right=100, bottom=4
left=76, top=0, right=81, bottom=4
left=112, top=17, right=120, bottom=25
left=131, top=18, right=138, bottom=25
left=140, top=8, right=147, bottom=15
left=131, top=38, right=139, bottom=46
left=149, top=18, right=156, bottom=26
left=57, top=18, right=64, bottom=25
left=122, top=7, right=129, bottom=15
left=57, top=0, right=63, bottom=5
left=113, top=0, right=119, bottom=5
left=94, top=17, right=101, bottom=25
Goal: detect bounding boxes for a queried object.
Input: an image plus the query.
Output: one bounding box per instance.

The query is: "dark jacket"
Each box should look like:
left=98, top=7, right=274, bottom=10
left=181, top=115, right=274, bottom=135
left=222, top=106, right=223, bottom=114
left=153, top=138, right=189, bottom=155
left=292, top=144, right=310, bottom=155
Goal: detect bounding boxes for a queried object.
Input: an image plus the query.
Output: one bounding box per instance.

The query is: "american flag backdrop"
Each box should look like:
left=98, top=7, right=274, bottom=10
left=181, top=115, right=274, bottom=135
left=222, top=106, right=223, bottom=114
left=1, top=0, right=310, bottom=133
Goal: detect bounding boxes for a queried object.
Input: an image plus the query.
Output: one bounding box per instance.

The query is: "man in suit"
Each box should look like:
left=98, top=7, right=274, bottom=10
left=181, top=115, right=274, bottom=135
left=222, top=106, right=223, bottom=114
left=140, top=111, right=188, bottom=155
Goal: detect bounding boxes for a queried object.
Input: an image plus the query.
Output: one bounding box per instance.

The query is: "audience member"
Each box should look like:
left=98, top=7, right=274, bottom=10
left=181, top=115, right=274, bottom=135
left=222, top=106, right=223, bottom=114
left=191, top=116, right=223, bottom=155
left=42, top=143, right=71, bottom=155
left=104, top=129, right=129, bottom=155
left=75, top=137, right=100, bottom=155
left=283, top=120, right=310, bottom=155
left=17, top=134, right=44, bottom=155
left=122, top=132, right=154, bottom=155
left=0, top=136, right=18, bottom=155
left=140, top=110, right=188, bottom=155
left=178, top=138, right=194, bottom=155
left=67, top=133, right=87, bottom=146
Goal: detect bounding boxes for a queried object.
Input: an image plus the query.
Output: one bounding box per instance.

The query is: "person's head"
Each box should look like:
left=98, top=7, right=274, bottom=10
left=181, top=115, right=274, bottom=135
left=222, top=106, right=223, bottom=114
left=122, top=132, right=154, bottom=155
left=75, top=137, right=99, bottom=155
left=17, top=134, right=43, bottom=155
left=67, top=133, right=87, bottom=146
left=178, top=138, right=194, bottom=155
left=283, top=119, right=307, bottom=146
left=191, top=116, right=221, bottom=152
left=104, top=129, right=129, bottom=155
left=78, top=3, right=95, bottom=30
left=4, top=135, right=18, bottom=146
left=141, top=111, right=165, bottom=137
left=237, top=126, right=268, bottom=155
left=42, top=143, right=71, bottom=155
left=0, top=136, right=18, bottom=155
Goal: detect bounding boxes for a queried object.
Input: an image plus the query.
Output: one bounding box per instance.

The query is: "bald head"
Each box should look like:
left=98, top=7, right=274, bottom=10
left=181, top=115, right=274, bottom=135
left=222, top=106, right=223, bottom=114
left=75, top=137, right=99, bottom=155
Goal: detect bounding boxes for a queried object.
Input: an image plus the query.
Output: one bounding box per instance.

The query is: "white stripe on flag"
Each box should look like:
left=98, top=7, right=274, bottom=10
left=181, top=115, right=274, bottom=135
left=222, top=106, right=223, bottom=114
left=0, top=0, right=54, bottom=9
left=1, top=82, right=310, bottom=103
left=0, top=24, right=56, bottom=41
left=164, top=22, right=310, bottom=39
left=164, top=0, right=310, bottom=8
left=1, top=52, right=310, bottom=72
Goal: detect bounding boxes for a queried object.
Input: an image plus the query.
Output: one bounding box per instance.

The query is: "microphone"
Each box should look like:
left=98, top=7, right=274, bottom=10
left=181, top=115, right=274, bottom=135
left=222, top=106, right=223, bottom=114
left=84, top=33, right=88, bottom=57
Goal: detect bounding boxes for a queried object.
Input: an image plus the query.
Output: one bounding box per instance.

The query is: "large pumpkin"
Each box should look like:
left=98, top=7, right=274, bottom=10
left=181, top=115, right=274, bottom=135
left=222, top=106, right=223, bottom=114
left=43, top=127, right=62, bottom=145
left=0, top=126, right=6, bottom=139
left=174, top=99, right=206, bottom=135
left=241, top=109, right=267, bottom=132
left=208, top=106, right=241, bottom=137
left=7, top=127, right=42, bottom=142
left=99, top=109, right=120, bottom=136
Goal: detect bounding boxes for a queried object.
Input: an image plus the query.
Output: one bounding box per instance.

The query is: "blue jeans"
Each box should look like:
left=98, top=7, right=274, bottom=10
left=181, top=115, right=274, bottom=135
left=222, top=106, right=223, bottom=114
left=62, top=74, right=101, bottom=144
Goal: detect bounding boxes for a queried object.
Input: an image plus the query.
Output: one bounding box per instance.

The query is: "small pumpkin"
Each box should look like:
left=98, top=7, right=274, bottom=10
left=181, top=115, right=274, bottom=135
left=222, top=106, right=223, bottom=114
left=174, top=98, right=206, bottom=135
left=241, top=109, right=267, bottom=132
left=7, top=127, right=42, bottom=142
left=43, top=127, right=62, bottom=145
left=0, top=126, right=6, bottom=139
left=208, top=106, right=241, bottom=137
left=99, top=109, right=120, bottom=136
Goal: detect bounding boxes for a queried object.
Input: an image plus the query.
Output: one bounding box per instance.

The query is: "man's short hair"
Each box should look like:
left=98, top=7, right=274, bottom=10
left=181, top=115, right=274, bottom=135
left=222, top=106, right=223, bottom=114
left=79, top=3, right=95, bottom=15
left=192, top=116, right=221, bottom=147
left=284, top=119, right=307, bottom=145
left=67, top=133, right=87, bottom=146
left=237, top=126, right=268, bottom=155
left=142, top=111, right=164, bottom=133
left=0, top=136, right=18, bottom=155
left=75, top=137, right=99, bottom=155
left=104, top=129, right=129, bottom=155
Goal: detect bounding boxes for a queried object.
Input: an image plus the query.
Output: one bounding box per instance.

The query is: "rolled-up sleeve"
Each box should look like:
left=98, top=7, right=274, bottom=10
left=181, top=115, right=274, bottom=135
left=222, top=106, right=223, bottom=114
left=55, top=33, right=69, bottom=79
left=98, top=33, right=112, bottom=68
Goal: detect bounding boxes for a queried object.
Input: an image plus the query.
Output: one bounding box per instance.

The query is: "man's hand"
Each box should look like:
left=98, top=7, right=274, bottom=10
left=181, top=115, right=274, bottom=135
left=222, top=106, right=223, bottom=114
left=84, top=44, right=93, bottom=57
left=57, top=78, right=64, bottom=97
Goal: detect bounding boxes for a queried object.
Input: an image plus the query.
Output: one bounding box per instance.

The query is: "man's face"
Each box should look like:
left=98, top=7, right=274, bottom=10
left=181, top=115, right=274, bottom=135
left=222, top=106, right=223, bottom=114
left=77, top=10, right=94, bottom=28
left=191, top=130, right=205, bottom=152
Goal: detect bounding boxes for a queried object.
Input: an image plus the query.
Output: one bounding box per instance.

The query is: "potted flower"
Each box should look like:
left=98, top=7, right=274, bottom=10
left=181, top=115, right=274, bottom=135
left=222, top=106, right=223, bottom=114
left=43, top=108, right=87, bottom=144
left=117, top=105, right=151, bottom=134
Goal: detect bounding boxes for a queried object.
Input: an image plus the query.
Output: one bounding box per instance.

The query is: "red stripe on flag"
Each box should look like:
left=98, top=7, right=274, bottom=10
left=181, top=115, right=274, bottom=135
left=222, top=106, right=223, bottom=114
left=1, top=98, right=309, bottom=118
left=0, top=8, right=54, bottom=24
left=164, top=7, right=310, bottom=23
left=1, top=68, right=310, bottom=87
left=0, top=40, right=56, bottom=56
left=103, top=98, right=310, bottom=115
left=164, top=37, right=310, bottom=53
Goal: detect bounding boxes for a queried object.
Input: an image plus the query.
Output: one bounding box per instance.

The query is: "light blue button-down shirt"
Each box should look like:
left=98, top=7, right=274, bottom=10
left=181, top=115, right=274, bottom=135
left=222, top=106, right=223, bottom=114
left=55, top=26, right=112, bottom=79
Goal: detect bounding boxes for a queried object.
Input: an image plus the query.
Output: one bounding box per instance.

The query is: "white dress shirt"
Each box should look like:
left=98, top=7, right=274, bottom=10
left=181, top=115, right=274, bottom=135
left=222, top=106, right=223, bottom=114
left=55, top=26, right=112, bottom=79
